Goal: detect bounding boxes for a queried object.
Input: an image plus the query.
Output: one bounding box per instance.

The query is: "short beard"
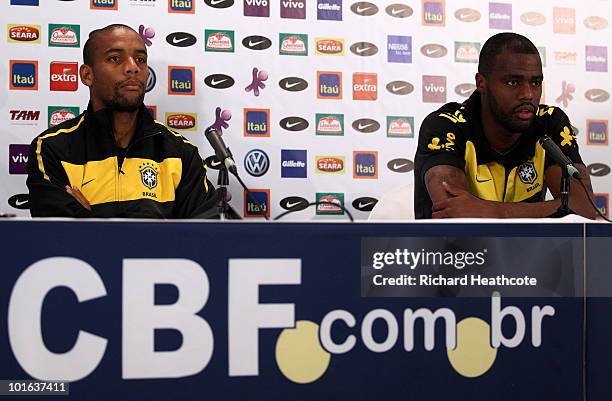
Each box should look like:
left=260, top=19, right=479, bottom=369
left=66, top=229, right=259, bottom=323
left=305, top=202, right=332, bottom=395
left=486, top=88, right=533, bottom=134
left=107, top=91, right=144, bottom=112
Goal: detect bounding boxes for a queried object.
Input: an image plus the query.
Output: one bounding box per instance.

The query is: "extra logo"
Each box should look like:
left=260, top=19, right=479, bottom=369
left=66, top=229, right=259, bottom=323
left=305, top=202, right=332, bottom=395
left=350, top=2, right=378, bottom=16
left=352, top=118, right=380, bottom=133
left=587, top=120, right=608, bottom=146
left=422, top=0, right=445, bottom=26
left=168, top=66, right=195, bottom=95
left=455, top=83, right=477, bottom=98
left=10, top=109, right=40, bottom=125
left=585, top=89, right=610, bottom=103
left=169, top=0, right=194, bottom=13
left=205, top=30, right=234, bottom=52
left=587, top=163, right=611, bottom=177
left=48, top=24, right=80, bottom=47
left=584, top=16, right=608, bottom=31
left=244, top=189, right=270, bottom=218
left=423, top=75, right=446, bottom=103
left=594, top=194, right=609, bottom=219
left=242, top=35, right=272, bottom=50
left=316, top=192, right=344, bottom=215
left=9, top=144, right=29, bottom=175
left=387, top=158, right=414, bottom=173
left=48, top=106, right=79, bottom=127
left=8, top=194, right=30, bottom=210
left=317, top=71, right=342, bottom=99
left=279, top=77, right=308, bottom=92
left=553, top=7, right=575, bottom=34
left=317, top=0, right=342, bottom=21
left=90, top=0, right=118, bottom=10
left=244, top=149, right=270, bottom=177
left=352, top=196, right=378, bottom=212
left=387, top=35, right=412, bottom=63
left=521, top=11, right=546, bottom=26
left=139, top=162, right=159, bottom=190
left=205, top=0, right=233, bottom=8
left=146, top=66, right=156, bottom=92
left=386, top=80, right=414, bottom=95
left=50, top=62, right=78, bottom=91
left=166, top=32, right=197, bottom=47
left=387, top=116, right=414, bottom=138
left=165, top=112, right=197, bottom=131
left=586, top=46, right=608, bottom=72
left=315, top=38, right=344, bottom=56
left=7, top=25, right=40, bottom=44
left=279, top=196, right=309, bottom=211
left=281, top=149, right=307, bottom=178
left=353, top=151, right=378, bottom=179
left=454, top=7, right=480, bottom=22
left=281, top=0, right=305, bottom=19
left=386, top=4, right=412, bottom=18
left=9, top=60, right=37, bottom=90
left=316, top=114, right=344, bottom=136
left=350, top=41, right=378, bottom=57
left=204, top=74, right=235, bottom=89
left=455, top=42, right=479, bottom=63
left=353, top=73, right=377, bottom=101
left=244, top=0, right=269, bottom=17
left=280, top=117, right=309, bottom=132
left=489, top=2, right=512, bottom=30
left=517, top=162, right=537, bottom=185
left=279, top=33, right=307, bottom=56
left=421, top=43, right=447, bottom=59
left=244, top=108, right=270, bottom=137
left=315, top=156, right=345, bottom=174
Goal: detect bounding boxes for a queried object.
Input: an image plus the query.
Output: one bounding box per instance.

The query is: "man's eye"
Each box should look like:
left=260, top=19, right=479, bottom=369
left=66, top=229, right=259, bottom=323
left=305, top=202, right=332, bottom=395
left=108, top=56, right=120, bottom=62
left=532, top=80, right=542, bottom=87
left=507, top=80, right=519, bottom=87
left=136, top=57, right=146, bottom=63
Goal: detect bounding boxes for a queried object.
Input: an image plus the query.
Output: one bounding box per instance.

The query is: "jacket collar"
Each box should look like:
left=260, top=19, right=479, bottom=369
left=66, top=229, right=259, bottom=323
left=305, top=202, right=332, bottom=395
left=85, top=102, right=158, bottom=140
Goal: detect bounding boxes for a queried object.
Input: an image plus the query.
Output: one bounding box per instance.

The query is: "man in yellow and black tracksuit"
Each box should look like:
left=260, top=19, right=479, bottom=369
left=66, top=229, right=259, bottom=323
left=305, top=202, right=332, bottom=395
left=27, top=104, right=219, bottom=218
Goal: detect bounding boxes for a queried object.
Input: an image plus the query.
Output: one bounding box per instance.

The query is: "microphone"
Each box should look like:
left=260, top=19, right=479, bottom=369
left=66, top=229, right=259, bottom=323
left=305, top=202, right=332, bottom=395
left=539, top=135, right=582, bottom=180
left=205, top=126, right=237, bottom=175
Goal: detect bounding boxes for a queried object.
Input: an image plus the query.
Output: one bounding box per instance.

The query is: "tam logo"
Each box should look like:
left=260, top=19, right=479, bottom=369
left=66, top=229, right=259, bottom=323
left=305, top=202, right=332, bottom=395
left=8, top=25, right=41, bottom=43
left=9, top=60, right=38, bottom=90
left=90, top=0, right=118, bottom=10
left=317, top=71, right=342, bottom=99
left=353, top=151, right=378, bottom=179
left=168, top=66, right=195, bottom=95
left=244, top=189, right=270, bottom=218
left=165, top=112, right=197, bottom=131
left=50, top=62, right=78, bottom=91
left=48, top=106, right=79, bottom=127
left=10, top=110, right=40, bottom=125
left=168, top=0, right=194, bottom=13
left=244, top=109, right=270, bottom=137
left=353, top=73, right=377, bottom=101
left=422, top=0, right=445, bottom=26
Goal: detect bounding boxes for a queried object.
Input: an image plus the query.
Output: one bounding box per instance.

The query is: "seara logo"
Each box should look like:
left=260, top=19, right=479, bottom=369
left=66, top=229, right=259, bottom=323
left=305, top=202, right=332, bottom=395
left=244, top=189, right=270, bottom=218
left=50, top=62, right=78, bottom=91
left=168, top=66, right=195, bottom=95
left=317, top=71, right=342, bottom=99
left=353, top=73, right=377, bottom=101
left=48, top=106, right=79, bottom=127
left=9, top=60, right=38, bottom=90
left=279, top=33, right=308, bottom=56
left=205, top=30, right=234, bottom=52
left=315, top=156, right=345, bottom=174
left=168, top=0, right=194, bottom=13
left=387, top=116, right=414, bottom=138
left=422, top=0, right=445, bottom=26
left=90, top=0, right=118, bottom=10
left=48, top=24, right=80, bottom=47
left=587, top=119, right=609, bottom=146
left=244, top=108, right=270, bottom=137
left=315, top=38, right=344, bottom=56
left=165, top=112, right=197, bottom=131
left=353, top=151, right=378, bottom=179
left=316, top=114, right=344, bottom=136
left=8, top=25, right=40, bottom=44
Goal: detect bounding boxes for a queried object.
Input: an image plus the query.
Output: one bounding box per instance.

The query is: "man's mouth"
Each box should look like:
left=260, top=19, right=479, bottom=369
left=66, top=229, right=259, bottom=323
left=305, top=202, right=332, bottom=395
left=119, top=80, right=144, bottom=91
left=514, top=105, right=535, bottom=119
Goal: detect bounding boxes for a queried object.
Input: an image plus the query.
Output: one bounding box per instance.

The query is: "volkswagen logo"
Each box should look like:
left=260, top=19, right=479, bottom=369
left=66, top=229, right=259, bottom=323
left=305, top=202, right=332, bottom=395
left=244, top=149, right=270, bottom=177
left=146, top=66, right=156, bottom=93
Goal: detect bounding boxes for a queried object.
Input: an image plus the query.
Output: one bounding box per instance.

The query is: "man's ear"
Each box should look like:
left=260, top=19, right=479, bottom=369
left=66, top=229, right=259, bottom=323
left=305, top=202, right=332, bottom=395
left=80, top=64, right=93, bottom=87
left=475, top=72, right=486, bottom=94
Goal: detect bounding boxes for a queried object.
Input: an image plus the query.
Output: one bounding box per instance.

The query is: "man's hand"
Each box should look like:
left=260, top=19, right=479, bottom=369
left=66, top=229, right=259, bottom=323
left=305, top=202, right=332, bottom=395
left=432, top=182, right=501, bottom=218
left=65, top=185, right=91, bottom=211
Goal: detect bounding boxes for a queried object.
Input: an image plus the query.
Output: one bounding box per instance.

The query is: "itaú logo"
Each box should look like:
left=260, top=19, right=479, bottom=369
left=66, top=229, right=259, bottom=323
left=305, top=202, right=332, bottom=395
left=5, top=258, right=556, bottom=382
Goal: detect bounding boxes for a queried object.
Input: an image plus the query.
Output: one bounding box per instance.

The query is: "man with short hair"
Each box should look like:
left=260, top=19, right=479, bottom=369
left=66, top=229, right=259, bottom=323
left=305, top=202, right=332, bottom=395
left=27, top=24, right=218, bottom=218
left=414, top=32, right=596, bottom=219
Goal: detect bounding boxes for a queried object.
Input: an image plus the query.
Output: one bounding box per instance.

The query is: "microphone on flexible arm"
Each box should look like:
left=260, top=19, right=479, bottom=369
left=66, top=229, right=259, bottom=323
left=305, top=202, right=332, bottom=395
left=205, top=126, right=237, bottom=176
left=538, top=135, right=582, bottom=180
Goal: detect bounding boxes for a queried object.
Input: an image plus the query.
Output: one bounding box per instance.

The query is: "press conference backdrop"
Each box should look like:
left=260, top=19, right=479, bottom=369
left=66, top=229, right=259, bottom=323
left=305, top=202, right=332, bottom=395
left=1, top=0, right=611, bottom=220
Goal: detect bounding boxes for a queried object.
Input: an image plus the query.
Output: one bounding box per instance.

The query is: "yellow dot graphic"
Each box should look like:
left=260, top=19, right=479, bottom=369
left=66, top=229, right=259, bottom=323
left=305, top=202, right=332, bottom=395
left=275, top=320, right=331, bottom=384
left=447, top=317, right=497, bottom=378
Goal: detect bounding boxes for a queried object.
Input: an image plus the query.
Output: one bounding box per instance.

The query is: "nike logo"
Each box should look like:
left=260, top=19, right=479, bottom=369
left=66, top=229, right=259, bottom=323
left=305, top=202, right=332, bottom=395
left=172, top=37, right=189, bottom=44
left=393, top=162, right=409, bottom=170
left=15, top=199, right=28, bottom=207
left=284, top=81, right=302, bottom=89
left=459, top=13, right=474, bottom=20
left=286, top=201, right=304, bottom=209
left=210, top=78, right=228, bottom=86
left=391, top=7, right=406, bottom=15
left=358, top=123, right=375, bottom=130
left=588, top=93, right=605, bottom=100
left=426, top=48, right=441, bottom=56
left=459, top=87, right=473, bottom=95
left=248, top=39, right=265, bottom=47
left=210, top=0, right=227, bottom=4
left=475, top=177, right=492, bottom=183
left=210, top=160, right=222, bottom=167
left=285, top=121, right=303, bottom=129
left=357, top=5, right=372, bottom=13
left=524, top=16, right=540, bottom=24
left=591, top=167, right=605, bottom=175
left=358, top=201, right=375, bottom=208
left=356, top=46, right=372, bottom=54
left=82, top=178, right=95, bottom=187
left=392, top=84, right=408, bottom=92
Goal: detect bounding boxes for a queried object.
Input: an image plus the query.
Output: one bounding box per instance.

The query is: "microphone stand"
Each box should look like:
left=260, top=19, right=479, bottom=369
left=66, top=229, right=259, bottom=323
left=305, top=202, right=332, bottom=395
left=550, top=167, right=574, bottom=218
left=217, top=165, right=230, bottom=220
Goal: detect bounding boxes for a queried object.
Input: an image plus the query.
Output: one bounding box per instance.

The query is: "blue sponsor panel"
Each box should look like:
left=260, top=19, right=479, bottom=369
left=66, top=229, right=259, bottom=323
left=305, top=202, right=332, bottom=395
left=244, top=109, right=270, bottom=137
left=281, top=149, right=307, bottom=178
left=168, top=66, right=195, bottom=95
left=10, top=0, right=39, bottom=5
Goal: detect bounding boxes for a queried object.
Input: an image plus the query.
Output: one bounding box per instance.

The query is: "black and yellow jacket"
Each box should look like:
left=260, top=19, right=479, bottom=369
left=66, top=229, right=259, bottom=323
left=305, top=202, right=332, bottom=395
left=27, top=104, right=219, bottom=218
left=414, top=91, right=583, bottom=219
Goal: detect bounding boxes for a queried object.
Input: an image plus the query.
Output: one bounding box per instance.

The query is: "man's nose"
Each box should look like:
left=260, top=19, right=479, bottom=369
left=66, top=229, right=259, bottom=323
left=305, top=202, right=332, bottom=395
left=124, top=57, right=140, bottom=75
left=518, top=82, right=534, bottom=101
